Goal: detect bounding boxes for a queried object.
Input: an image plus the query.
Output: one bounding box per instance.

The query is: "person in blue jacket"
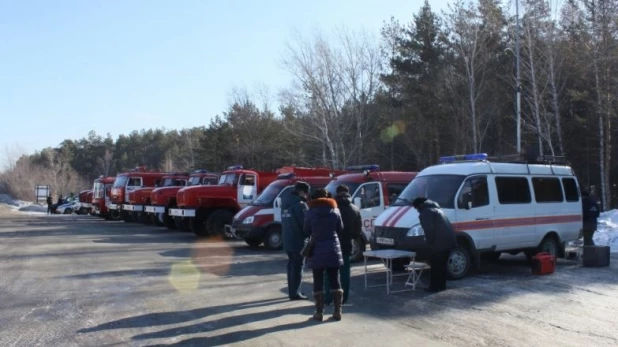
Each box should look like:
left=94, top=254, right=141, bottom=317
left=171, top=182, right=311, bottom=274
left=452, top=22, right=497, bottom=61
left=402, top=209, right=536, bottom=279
left=304, top=188, right=344, bottom=321
left=281, top=181, right=310, bottom=300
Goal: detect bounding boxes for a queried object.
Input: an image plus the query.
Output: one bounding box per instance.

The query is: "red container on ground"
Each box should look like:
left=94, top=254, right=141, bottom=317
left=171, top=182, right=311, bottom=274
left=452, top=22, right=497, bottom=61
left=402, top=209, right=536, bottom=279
left=531, top=252, right=556, bottom=275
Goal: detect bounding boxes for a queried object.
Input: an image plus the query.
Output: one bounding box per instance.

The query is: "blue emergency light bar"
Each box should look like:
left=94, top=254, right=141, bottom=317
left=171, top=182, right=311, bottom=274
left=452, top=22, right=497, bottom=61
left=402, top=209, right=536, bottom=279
left=227, top=165, right=244, bottom=170
left=345, top=164, right=380, bottom=172
left=277, top=172, right=296, bottom=179
left=439, top=153, right=488, bottom=164
left=193, top=169, right=209, bottom=174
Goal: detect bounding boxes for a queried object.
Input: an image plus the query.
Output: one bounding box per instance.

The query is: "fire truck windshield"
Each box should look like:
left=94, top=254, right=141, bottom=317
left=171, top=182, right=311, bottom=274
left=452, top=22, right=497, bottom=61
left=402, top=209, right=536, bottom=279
left=252, top=181, right=287, bottom=206
left=188, top=176, right=201, bottom=186
left=218, top=173, right=237, bottom=185
left=393, top=174, right=464, bottom=209
left=113, top=175, right=128, bottom=187
left=94, top=182, right=104, bottom=199
left=324, top=180, right=361, bottom=199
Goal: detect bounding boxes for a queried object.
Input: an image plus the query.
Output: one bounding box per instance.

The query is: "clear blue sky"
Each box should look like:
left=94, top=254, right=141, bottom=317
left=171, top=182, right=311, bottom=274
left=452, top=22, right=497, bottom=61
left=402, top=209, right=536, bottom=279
left=0, top=0, right=449, bottom=159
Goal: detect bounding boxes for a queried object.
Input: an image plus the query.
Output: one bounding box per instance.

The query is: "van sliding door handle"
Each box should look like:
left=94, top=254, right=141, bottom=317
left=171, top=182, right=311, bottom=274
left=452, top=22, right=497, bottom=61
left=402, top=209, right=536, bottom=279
left=475, top=217, right=491, bottom=220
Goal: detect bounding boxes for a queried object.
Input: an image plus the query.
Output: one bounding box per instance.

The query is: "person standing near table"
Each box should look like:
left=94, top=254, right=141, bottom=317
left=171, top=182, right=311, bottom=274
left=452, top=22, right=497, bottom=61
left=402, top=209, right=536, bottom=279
left=412, top=197, right=457, bottom=293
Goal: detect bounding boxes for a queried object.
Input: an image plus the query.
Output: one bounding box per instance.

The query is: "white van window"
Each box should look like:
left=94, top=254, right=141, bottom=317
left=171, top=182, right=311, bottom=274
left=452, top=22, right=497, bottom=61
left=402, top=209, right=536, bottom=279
left=495, top=177, right=531, bottom=204
left=457, top=176, right=489, bottom=209
left=562, top=178, right=579, bottom=202
left=353, top=183, right=381, bottom=208
left=532, top=177, right=564, bottom=203
left=394, top=175, right=465, bottom=209
left=386, top=184, right=407, bottom=204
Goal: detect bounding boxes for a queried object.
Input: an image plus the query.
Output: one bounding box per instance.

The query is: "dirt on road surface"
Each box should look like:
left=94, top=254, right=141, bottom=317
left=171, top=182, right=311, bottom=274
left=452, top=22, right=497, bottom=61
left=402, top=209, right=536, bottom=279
left=1, top=212, right=617, bottom=347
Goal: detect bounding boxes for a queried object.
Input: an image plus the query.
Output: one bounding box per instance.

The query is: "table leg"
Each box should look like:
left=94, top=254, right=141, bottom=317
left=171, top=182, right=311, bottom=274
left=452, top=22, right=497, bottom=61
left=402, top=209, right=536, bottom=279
left=386, top=258, right=391, bottom=295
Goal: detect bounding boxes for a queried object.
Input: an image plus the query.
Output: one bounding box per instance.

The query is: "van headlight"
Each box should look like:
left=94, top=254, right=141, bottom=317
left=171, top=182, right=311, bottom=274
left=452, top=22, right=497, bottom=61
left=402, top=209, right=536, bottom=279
left=242, top=216, right=254, bottom=224
left=407, top=224, right=424, bottom=237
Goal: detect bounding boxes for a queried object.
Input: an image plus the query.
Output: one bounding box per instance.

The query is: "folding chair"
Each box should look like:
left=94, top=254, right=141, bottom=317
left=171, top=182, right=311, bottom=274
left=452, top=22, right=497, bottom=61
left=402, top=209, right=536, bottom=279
left=404, top=262, right=431, bottom=290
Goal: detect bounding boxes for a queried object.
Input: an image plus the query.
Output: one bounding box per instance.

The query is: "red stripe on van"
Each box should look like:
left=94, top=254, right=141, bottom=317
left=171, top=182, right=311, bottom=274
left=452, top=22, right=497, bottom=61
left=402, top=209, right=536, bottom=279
left=388, top=206, right=413, bottom=227
left=383, top=207, right=403, bottom=227
left=452, top=214, right=582, bottom=231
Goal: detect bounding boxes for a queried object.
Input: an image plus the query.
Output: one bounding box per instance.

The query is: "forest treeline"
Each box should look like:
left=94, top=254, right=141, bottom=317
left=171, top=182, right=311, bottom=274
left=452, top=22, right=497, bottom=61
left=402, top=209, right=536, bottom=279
left=1, top=0, right=617, bottom=208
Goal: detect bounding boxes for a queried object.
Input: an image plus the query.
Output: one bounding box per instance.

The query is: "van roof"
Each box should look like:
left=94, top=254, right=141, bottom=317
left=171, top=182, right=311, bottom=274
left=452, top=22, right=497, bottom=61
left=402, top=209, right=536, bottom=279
left=420, top=161, right=575, bottom=177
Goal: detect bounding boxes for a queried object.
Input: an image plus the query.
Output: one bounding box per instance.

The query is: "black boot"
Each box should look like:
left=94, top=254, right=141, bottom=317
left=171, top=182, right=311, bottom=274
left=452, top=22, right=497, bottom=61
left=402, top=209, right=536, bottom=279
left=313, top=291, right=324, bottom=321
left=332, top=289, right=343, bottom=321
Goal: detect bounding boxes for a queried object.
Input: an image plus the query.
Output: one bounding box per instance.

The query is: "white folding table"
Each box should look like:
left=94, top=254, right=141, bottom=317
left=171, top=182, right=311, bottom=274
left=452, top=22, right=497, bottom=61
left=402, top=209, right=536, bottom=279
left=363, top=249, right=427, bottom=294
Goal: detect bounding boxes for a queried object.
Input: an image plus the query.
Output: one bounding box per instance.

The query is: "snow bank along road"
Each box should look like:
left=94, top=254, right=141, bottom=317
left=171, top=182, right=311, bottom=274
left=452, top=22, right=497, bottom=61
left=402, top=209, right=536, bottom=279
left=1, top=213, right=617, bottom=347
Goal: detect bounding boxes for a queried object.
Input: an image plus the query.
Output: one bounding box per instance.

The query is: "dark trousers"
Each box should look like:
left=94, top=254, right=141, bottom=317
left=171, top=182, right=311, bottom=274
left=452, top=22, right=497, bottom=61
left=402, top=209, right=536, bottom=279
left=47, top=204, right=52, bottom=214
left=583, top=223, right=596, bottom=246
left=286, top=252, right=305, bottom=298
left=324, top=255, right=350, bottom=304
left=429, top=249, right=451, bottom=290
left=313, top=267, right=341, bottom=293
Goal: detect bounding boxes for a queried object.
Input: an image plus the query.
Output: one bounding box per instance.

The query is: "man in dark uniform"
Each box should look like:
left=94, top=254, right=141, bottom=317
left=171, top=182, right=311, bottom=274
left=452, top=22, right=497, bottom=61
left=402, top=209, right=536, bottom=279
left=412, top=197, right=457, bottom=292
left=281, top=181, right=310, bottom=300
left=581, top=189, right=601, bottom=246
left=46, top=195, right=53, bottom=215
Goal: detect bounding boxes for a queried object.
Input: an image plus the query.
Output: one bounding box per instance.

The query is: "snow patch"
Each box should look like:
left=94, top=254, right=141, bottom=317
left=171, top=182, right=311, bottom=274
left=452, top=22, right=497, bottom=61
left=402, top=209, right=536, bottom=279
left=0, top=194, right=47, bottom=214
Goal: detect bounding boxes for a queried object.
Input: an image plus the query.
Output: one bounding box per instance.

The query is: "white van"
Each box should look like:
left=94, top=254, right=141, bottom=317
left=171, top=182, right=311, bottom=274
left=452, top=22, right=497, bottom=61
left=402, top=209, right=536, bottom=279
left=372, top=153, right=583, bottom=279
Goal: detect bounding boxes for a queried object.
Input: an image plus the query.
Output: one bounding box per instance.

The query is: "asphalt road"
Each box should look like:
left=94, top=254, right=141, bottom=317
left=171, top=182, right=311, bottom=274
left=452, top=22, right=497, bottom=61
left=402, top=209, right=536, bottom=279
left=1, top=211, right=617, bottom=347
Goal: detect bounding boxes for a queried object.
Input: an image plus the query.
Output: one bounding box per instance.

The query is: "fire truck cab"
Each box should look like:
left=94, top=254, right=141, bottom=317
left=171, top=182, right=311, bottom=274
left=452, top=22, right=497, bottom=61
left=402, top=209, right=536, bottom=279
left=123, top=172, right=191, bottom=224
left=91, top=176, right=119, bottom=220
left=76, top=190, right=93, bottom=215
left=324, top=165, right=418, bottom=261
left=169, top=165, right=291, bottom=237
left=144, top=169, right=218, bottom=228
left=228, top=169, right=339, bottom=250
left=109, top=167, right=167, bottom=223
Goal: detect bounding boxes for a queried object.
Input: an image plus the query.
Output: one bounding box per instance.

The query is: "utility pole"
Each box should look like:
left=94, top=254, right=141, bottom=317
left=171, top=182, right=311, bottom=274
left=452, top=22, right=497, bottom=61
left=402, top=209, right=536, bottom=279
left=515, top=0, right=522, bottom=154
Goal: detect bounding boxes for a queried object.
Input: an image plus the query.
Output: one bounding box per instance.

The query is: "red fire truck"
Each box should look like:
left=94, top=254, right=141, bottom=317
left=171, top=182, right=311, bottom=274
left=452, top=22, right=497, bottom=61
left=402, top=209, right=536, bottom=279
left=91, top=176, right=119, bottom=220
left=323, top=165, right=418, bottom=261
left=76, top=190, right=93, bottom=215
left=170, top=165, right=309, bottom=237
left=123, top=172, right=191, bottom=224
left=144, top=170, right=219, bottom=229
left=228, top=172, right=338, bottom=250
left=109, top=167, right=168, bottom=223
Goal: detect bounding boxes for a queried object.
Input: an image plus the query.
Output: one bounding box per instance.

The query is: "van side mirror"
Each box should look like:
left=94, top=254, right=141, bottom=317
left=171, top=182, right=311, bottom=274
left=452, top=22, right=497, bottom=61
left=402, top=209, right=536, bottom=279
left=353, top=197, right=362, bottom=208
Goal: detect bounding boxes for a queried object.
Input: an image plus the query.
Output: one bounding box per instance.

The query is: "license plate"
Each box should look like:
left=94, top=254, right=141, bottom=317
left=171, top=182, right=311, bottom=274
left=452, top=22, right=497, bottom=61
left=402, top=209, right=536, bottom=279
left=376, top=237, right=394, bottom=246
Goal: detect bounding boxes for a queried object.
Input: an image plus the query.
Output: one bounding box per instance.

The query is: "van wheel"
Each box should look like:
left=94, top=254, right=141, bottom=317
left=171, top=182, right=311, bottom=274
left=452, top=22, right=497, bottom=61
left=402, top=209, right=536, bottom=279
left=536, top=236, right=559, bottom=258
left=263, top=225, right=282, bottom=250
left=350, top=237, right=365, bottom=262
left=447, top=246, right=471, bottom=280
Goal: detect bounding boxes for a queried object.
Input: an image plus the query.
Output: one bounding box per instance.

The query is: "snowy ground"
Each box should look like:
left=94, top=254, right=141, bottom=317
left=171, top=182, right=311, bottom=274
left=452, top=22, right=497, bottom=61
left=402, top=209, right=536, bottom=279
left=0, top=193, right=49, bottom=214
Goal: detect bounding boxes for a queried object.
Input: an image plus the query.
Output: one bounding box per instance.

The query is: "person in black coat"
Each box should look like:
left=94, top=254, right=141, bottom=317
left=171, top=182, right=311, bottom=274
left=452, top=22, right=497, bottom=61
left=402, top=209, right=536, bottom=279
left=581, top=189, right=601, bottom=246
left=324, top=184, right=362, bottom=305
left=412, top=197, right=457, bottom=293
left=46, top=195, right=53, bottom=215
left=281, top=181, right=310, bottom=300
left=303, top=188, right=344, bottom=321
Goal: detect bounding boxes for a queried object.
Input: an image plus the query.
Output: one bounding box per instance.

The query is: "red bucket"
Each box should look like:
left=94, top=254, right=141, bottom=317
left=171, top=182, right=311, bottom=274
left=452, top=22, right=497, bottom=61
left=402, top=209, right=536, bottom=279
left=531, top=252, right=556, bottom=275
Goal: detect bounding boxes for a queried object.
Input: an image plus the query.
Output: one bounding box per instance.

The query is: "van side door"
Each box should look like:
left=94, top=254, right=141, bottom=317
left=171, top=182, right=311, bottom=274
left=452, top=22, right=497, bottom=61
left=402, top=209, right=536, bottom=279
left=352, top=182, right=383, bottom=241
left=494, top=176, right=535, bottom=248
left=455, top=175, right=495, bottom=250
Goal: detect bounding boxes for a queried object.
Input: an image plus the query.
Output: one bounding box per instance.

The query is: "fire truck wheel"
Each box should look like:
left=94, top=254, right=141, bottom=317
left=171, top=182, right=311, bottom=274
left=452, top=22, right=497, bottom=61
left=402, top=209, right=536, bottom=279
left=206, top=210, right=234, bottom=238
left=177, top=218, right=192, bottom=232
left=245, top=239, right=262, bottom=247
left=109, top=210, right=122, bottom=221
left=163, top=215, right=178, bottom=230
left=191, top=214, right=209, bottom=236
left=152, top=213, right=165, bottom=227
left=139, top=212, right=152, bottom=225
left=350, top=237, right=365, bottom=262
left=263, top=225, right=283, bottom=250
left=122, top=211, right=134, bottom=223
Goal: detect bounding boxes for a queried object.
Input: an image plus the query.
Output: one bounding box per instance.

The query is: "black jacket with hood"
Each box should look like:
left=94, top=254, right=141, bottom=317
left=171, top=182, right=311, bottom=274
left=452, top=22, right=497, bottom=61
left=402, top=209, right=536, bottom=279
left=334, top=193, right=363, bottom=256
left=418, top=199, right=457, bottom=253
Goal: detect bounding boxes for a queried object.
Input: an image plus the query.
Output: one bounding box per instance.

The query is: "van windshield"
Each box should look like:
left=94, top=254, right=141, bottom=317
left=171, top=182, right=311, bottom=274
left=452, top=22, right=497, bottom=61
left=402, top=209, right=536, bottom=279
left=324, top=180, right=361, bottom=199
left=393, top=175, right=465, bottom=209
left=252, top=181, right=287, bottom=206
